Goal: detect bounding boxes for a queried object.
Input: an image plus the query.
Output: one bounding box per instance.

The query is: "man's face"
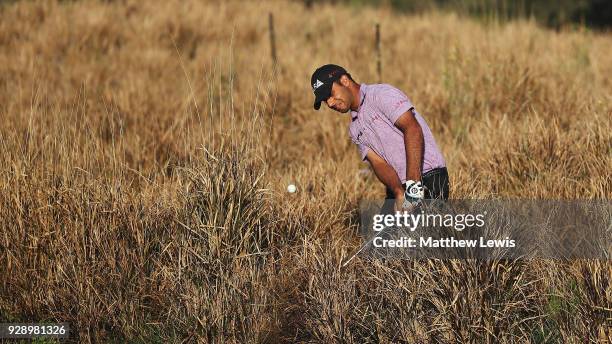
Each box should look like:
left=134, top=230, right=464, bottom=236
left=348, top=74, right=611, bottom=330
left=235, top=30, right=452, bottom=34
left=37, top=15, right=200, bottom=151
left=325, top=79, right=352, bottom=113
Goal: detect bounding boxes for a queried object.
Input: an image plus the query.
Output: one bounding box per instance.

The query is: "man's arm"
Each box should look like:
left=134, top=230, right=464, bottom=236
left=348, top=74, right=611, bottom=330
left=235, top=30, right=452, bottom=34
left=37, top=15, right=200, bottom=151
left=365, top=149, right=404, bottom=198
left=393, top=109, right=424, bottom=182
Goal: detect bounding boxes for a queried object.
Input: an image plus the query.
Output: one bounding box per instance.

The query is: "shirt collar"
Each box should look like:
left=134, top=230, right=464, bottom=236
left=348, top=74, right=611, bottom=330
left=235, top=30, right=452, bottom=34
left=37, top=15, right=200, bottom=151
left=351, top=83, right=367, bottom=121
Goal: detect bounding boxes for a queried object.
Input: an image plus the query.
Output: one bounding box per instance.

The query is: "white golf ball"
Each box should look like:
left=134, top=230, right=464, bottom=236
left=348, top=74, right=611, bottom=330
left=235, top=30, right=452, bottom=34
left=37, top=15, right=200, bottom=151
left=287, top=184, right=297, bottom=193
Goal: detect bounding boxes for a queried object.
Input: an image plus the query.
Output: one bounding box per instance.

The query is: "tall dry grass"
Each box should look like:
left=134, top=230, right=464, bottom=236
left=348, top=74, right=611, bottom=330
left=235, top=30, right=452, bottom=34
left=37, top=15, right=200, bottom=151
left=0, top=0, right=610, bottom=342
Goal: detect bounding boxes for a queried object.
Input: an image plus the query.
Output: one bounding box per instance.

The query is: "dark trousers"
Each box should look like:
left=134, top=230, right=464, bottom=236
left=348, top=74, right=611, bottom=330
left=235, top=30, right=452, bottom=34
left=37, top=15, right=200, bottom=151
left=382, top=167, right=450, bottom=214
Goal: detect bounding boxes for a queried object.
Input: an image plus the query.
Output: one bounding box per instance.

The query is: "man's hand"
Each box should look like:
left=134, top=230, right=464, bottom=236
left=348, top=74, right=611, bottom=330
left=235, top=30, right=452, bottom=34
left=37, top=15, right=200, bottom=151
left=392, top=186, right=406, bottom=213
left=394, top=195, right=410, bottom=213
left=401, top=180, right=424, bottom=211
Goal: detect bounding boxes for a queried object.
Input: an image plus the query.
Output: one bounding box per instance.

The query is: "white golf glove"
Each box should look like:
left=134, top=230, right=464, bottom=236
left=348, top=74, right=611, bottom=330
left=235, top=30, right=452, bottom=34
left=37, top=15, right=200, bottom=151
left=402, top=180, right=424, bottom=210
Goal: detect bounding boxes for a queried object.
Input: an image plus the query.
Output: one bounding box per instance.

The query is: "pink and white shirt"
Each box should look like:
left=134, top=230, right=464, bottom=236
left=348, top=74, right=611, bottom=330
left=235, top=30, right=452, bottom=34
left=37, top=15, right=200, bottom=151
left=349, top=83, right=446, bottom=182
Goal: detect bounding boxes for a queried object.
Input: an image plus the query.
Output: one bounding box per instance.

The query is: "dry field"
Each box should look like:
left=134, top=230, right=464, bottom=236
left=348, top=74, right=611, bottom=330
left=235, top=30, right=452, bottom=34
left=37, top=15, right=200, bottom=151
left=0, top=0, right=610, bottom=342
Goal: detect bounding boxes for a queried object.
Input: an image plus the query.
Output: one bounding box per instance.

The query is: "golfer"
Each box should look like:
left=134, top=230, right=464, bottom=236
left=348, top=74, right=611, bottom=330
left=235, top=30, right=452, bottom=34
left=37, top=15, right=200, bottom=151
left=311, top=64, right=449, bottom=212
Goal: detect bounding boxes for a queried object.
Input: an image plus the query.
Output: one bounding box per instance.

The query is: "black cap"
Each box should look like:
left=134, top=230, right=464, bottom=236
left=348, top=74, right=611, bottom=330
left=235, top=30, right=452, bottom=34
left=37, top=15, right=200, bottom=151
left=310, top=64, right=348, bottom=110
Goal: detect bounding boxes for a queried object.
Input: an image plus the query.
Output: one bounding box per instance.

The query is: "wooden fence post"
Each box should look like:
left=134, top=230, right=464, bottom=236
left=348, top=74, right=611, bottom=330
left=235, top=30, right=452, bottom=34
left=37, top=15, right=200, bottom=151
left=268, top=12, right=277, bottom=66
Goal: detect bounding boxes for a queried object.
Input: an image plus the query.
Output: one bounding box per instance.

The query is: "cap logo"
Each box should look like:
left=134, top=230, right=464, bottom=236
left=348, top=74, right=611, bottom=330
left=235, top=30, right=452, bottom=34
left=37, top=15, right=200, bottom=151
left=312, top=79, right=324, bottom=92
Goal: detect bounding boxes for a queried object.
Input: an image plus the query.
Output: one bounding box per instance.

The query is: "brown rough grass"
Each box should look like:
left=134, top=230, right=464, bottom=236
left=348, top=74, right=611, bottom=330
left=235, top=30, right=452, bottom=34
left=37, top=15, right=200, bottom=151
left=0, top=0, right=610, bottom=343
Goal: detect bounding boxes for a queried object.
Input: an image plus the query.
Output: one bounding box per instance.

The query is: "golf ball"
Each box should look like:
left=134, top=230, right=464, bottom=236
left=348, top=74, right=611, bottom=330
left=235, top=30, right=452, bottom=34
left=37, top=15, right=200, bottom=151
left=287, top=184, right=297, bottom=193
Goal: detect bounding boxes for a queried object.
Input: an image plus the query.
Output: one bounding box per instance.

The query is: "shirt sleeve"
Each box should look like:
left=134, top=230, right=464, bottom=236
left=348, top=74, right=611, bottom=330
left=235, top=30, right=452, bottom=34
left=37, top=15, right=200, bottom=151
left=375, top=86, right=415, bottom=125
left=356, top=143, right=369, bottom=161
left=350, top=135, right=369, bottom=161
